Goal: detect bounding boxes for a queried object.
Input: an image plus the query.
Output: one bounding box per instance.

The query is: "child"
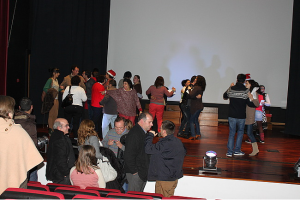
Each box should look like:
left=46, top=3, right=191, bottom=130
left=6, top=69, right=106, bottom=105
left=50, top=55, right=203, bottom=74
left=70, top=145, right=106, bottom=189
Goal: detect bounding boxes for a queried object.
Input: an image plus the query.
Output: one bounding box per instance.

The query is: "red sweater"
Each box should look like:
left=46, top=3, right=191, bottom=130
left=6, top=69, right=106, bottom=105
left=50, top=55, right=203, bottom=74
left=91, top=82, right=105, bottom=108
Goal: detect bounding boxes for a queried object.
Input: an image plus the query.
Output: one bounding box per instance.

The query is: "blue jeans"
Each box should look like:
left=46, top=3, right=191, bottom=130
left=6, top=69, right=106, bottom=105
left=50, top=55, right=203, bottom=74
left=246, top=124, right=256, bottom=143
left=227, top=117, right=245, bottom=154
left=190, top=109, right=203, bottom=137
left=28, top=167, right=38, bottom=182
left=102, top=113, right=117, bottom=139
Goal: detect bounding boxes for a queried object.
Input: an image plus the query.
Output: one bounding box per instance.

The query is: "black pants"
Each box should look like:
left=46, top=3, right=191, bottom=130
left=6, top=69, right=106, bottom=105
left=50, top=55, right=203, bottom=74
left=178, top=103, right=191, bottom=134
left=52, top=175, right=71, bottom=185
left=64, top=105, right=83, bottom=138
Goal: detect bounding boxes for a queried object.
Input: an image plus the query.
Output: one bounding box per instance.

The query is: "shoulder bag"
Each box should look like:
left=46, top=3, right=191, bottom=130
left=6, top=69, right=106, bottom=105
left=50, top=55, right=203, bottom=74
left=61, top=86, right=73, bottom=108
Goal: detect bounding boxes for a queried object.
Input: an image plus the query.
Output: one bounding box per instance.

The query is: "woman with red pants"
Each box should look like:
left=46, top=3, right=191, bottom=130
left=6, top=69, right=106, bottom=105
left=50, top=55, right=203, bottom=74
left=146, top=76, right=176, bottom=133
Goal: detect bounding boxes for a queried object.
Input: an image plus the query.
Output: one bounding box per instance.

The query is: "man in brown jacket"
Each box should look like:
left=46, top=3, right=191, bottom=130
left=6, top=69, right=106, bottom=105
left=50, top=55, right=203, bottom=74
left=60, top=65, right=86, bottom=92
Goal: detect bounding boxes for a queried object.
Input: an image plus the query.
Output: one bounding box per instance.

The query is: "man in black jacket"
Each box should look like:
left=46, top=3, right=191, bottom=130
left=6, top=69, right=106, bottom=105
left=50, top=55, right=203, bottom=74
left=145, top=120, right=186, bottom=197
left=223, top=74, right=255, bottom=157
left=46, top=118, right=75, bottom=184
left=124, top=112, right=153, bottom=192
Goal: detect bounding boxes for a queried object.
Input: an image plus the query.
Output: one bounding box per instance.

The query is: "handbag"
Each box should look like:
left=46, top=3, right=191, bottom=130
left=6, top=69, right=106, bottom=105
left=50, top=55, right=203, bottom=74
left=62, top=86, right=73, bottom=108
left=97, top=156, right=118, bottom=183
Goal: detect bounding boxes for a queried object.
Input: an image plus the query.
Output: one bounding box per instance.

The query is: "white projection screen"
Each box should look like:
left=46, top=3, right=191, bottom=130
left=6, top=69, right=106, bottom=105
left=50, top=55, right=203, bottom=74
left=107, top=0, right=293, bottom=108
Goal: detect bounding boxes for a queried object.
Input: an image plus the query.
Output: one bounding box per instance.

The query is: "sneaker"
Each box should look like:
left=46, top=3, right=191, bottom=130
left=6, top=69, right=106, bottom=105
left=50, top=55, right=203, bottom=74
left=226, top=153, right=233, bottom=157
left=234, top=151, right=245, bottom=156
left=259, top=140, right=265, bottom=144
left=245, top=139, right=251, bottom=144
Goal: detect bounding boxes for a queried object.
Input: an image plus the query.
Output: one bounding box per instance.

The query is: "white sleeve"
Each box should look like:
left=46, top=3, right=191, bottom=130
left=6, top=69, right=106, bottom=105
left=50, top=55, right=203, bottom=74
left=265, top=94, right=271, bottom=106
left=81, top=88, right=87, bottom=102
left=69, top=167, right=75, bottom=185
left=62, top=86, right=70, bottom=100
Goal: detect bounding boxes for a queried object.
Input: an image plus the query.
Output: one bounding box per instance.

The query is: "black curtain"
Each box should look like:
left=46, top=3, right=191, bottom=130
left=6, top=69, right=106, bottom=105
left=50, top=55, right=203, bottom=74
left=285, top=0, right=300, bottom=136
left=30, top=0, right=110, bottom=124
left=0, top=0, right=9, bottom=95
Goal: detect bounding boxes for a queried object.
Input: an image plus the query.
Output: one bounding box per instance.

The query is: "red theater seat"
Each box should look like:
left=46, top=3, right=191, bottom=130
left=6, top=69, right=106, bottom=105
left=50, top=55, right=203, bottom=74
left=73, top=194, right=113, bottom=199
left=27, top=182, right=50, bottom=191
left=106, top=192, right=153, bottom=199
left=28, top=181, right=42, bottom=185
left=0, top=188, right=64, bottom=199
left=46, top=182, right=80, bottom=192
left=55, top=186, right=100, bottom=199
left=127, top=191, right=163, bottom=199
left=166, top=195, right=206, bottom=199
left=85, top=187, right=121, bottom=197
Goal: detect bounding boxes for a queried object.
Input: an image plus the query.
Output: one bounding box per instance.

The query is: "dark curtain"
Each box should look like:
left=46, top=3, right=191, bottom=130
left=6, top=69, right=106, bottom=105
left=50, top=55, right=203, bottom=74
left=285, top=0, right=300, bottom=136
left=30, top=0, right=110, bottom=124
left=0, top=0, right=9, bottom=95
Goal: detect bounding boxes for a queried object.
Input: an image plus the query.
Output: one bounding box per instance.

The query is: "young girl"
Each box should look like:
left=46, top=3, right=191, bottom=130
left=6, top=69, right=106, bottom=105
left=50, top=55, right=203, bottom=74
left=70, top=145, right=106, bottom=189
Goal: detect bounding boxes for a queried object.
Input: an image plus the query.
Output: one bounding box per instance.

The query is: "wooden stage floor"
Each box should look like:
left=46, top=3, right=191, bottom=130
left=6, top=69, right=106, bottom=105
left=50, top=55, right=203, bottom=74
left=38, top=123, right=300, bottom=185
left=169, top=123, right=300, bottom=184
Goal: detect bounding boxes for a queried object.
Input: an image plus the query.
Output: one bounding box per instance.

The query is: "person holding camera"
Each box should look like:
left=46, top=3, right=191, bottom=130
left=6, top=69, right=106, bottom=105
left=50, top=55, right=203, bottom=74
left=102, top=117, right=128, bottom=156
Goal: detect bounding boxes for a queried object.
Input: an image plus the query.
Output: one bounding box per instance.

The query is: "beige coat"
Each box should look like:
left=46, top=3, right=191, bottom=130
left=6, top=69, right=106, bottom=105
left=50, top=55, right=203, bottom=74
left=0, top=118, right=43, bottom=194
left=245, top=87, right=260, bottom=125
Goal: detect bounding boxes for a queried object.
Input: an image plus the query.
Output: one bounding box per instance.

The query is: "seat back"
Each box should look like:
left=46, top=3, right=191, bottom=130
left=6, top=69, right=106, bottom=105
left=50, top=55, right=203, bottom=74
left=85, top=187, right=121, bottom=197
left=27, top=182, right=50, bottom=191
left=72, top=194, right=116, bottom=199
left=0, top=188, right=64, bottom=199
left=168, top=195, right=206, bottom=199
left=106, top=192, right=153, bottom=199
left=127, top=191, right=163, bottom=199
left=28, top=181, right=42, bottom=185
left=46, top=182, right=80, bottom=192
left=54, top=187, right=100, bottom=199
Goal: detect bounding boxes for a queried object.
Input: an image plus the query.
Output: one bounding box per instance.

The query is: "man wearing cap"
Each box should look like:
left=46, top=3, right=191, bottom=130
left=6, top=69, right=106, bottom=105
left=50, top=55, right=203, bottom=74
left=103, top=69, right=116, bottom=88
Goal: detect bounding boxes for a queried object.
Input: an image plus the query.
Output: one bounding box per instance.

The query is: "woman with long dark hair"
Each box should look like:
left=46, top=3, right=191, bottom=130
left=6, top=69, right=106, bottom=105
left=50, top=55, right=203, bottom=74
left=146, top=76, right=176, bottom=133
left=187, top=75, right=206, bottom=140
left=70, top=145, right=105, bottom=189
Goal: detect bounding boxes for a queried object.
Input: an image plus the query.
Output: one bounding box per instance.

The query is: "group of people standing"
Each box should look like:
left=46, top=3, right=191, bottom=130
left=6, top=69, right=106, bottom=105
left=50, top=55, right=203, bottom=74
left=40, top=67, right=187, bottom=197
left=42, top=67, right=143, bottom=140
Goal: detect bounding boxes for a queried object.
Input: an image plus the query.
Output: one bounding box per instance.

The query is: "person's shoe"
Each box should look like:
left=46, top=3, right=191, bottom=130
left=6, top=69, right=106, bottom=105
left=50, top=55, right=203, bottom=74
left=195, top=135, right=201, bottom=139
left=226, top=153, right=233, bottom=157
left=234, top=151, right=245, bottom=156
left=259, top=140, right=265, bottom=144
left=189, top=136, right=196, bottom=140
left=245, top=139, right=251, bottom=144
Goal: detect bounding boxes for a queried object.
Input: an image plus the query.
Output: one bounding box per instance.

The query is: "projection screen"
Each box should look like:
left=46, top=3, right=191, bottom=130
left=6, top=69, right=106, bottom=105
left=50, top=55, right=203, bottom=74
left=107, top=0, right=293, bottom=108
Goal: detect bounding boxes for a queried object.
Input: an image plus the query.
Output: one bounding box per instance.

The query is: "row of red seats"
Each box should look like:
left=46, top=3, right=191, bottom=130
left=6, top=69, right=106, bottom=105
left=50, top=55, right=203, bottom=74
left=0, top=181, right=206, bottom=199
